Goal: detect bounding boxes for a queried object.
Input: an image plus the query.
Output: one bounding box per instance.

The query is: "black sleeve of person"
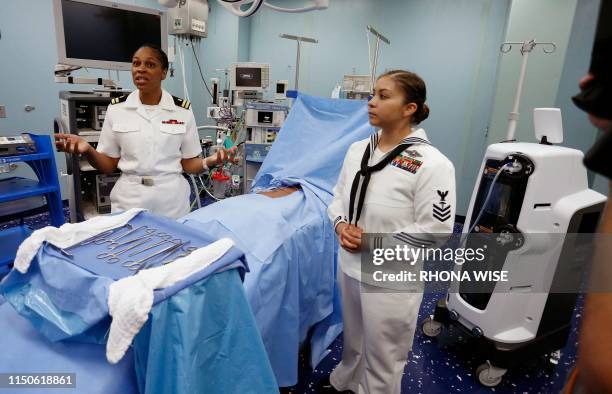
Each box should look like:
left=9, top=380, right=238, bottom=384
left=572, top=0, right=612, bottom=120
left=584, top=131, right=612, bottom=180
left=589, top=0, right=611, bottom=82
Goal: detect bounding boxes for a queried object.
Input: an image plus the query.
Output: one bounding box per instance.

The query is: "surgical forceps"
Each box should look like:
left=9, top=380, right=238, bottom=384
left=162, top=246, right=198, bottom=265
left=96, top=238, right=152, bottom=264
left=123, top=240, right=190, bottom=271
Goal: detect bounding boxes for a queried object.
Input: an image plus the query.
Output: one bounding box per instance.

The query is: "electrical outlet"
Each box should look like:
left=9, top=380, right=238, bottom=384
left=0, top=105, right=6, bottom=118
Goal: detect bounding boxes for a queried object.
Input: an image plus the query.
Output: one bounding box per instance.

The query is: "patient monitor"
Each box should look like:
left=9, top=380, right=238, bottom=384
left=230, top=63, right=270, bottom=92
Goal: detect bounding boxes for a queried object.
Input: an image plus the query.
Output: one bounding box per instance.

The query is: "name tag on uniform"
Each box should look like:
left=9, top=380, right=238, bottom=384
left=161, top=119, right=185, bottom=125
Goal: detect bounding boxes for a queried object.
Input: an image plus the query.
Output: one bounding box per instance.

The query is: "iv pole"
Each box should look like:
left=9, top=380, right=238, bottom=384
left=500, top=39, right=556, bottom=141
left=367, top=25, right=390, bottom=93
left=279, top=33, right=318, bottom=91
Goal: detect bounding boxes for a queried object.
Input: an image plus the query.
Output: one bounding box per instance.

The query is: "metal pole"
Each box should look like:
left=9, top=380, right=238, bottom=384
left=366, top=26, right=390, bottom=93
left=506, top=49, right=530, bottom=141
left=279, top=33, right=318, bottom=91
left=372, top=37, right=381, bottom=90
left=295, top=41, right=301, bottom=90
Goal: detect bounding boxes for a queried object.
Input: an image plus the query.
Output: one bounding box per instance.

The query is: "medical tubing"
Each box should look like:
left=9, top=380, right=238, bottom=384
left=201, top=184, right=221, bottom=201
left=467, top=163, right=513, bottom=234
left=190, top=39, right=214, bottom=100
left=178, top=43, right=190, bottom=101
left=189, top=175, right=202, bottom=209
left=198, top=175, right=221, bottom=201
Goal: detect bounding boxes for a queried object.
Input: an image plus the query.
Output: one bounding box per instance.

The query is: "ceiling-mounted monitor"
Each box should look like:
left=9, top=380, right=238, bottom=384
left=53, top=0, right=168, bottom=71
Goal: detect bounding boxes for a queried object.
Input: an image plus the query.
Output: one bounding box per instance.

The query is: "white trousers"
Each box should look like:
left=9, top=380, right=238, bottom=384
left=111, top=174, right=191, bottom=220
left=330, top=270, right=423, bottom=394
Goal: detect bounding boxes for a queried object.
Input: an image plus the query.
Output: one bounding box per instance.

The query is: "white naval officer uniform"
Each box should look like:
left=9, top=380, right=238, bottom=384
left=97, top=89, right=202, bottom=219
left=327, top=128, right=456, bottom=394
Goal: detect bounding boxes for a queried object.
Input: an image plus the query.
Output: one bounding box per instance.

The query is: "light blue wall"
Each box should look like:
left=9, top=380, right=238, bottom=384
left=247, top=0, right=510, bottom=215
left=238, top=16, right=251, bottom=62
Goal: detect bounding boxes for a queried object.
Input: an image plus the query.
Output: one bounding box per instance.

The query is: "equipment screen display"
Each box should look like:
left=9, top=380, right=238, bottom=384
left=61, top=0, right=162, bottom=63
left=276, top=83, right=286, bottom=94
left=484, top=180, right=512, bottom=218
left=235, top=67, right=262, bottom=88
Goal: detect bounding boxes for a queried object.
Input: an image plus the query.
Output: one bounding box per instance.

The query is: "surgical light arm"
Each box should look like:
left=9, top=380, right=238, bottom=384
left=217, top=0, right=329, bottom=17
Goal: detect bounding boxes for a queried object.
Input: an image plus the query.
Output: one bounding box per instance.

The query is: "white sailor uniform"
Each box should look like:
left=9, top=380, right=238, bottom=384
left=97, top=89, right=202, bottom=219
left=327, top=127, right=456, bottom=394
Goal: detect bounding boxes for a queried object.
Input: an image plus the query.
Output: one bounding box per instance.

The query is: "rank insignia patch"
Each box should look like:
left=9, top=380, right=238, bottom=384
left=433, top=190, right=451, bottom=222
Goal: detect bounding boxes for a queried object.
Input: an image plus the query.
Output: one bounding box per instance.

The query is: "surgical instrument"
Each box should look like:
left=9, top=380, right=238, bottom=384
left=59, top=223, right=133, bottom=256
left=162, top=246, right=198, bottom=265
left=123, top=240, right=190, bottom=271
left=64, top=223, right=133, bottom=249
left=58, top=247, right=74, bottom=259
left=105, top=229, right=157, bottom=250
left=94, top=225, right=151, bottom=246
left=126, top=234, right=174, bottom=257
left=96, top=238, right=152, bottom=264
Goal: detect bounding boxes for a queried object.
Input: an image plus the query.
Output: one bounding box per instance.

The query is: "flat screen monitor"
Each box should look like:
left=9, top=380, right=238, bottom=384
left=230, top=63, right=270, bottom=92
left=53, top=0, right=167, bottom=71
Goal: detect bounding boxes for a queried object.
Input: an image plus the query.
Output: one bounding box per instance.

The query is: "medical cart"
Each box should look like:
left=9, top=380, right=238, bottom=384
left=0, top=133, right=64, bottom=275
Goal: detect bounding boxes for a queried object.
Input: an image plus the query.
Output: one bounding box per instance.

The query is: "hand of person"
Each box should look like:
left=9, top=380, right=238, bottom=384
left=207, top=146, right=239, bottom=167
left=579, top=73, right=594, bottom=90
left=336, top=223, right=363, bottom=253
left=54, top=133, right=92, bottom=155
left=577, top=73, right=612, bottom=131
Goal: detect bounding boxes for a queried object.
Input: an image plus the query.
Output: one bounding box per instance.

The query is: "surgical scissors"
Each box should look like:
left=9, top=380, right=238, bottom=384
left=106, top=230, right=157, bottom=250
left=126, top=234, right=174, bottom=257
left=94, top=225, right=152, bottom=246
left=162, top=246, right=198, bottom=265
left=123, top=240, right=190, bottom=271
left=96, top=238, right=152, bottom=264
left=64, top=223, right=133, bottom=250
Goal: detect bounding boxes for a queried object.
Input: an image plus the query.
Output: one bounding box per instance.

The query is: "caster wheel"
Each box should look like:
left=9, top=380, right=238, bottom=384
left=422, top=316, right=442, bottom=337
left=476, top=363, right=505, bottom=387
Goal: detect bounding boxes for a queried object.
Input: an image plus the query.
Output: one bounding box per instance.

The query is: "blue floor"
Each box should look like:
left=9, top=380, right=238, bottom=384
left=1, top=212, right=579, bottom=393
left=282, top=290, right=580, bottom=394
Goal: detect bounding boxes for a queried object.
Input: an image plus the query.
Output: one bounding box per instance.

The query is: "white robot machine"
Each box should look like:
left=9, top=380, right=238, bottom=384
left=422, top=108, right=606, bottom=387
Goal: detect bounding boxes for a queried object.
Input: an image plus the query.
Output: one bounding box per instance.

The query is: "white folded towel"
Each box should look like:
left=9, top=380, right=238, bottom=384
left=106, top=237, right=235, bottom=364
left=14, top=208, right=145, bottom=274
